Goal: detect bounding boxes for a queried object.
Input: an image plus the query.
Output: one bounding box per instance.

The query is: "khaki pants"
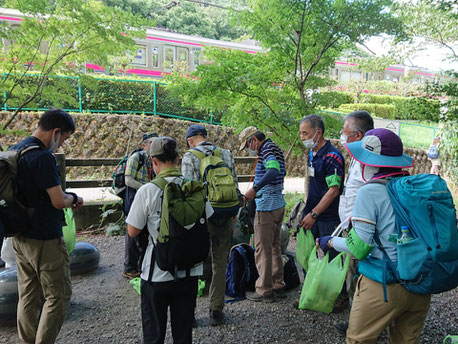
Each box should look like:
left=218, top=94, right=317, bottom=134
left=346, top=254, right=359, bottom=300
left=253, top=208, right=285, bottom=296
left=13, top=236, right=72, bottom=344
left=207, top=216, right=234, bottom=311
left=347, top=275, right=431, bottom=344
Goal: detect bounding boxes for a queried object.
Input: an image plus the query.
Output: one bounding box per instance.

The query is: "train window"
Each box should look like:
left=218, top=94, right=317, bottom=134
left=352, top=71, right=361, bottom=80
left=131, top=45, right=147, bottom=66
left=177, top=47, right=188, bottom=65
left=193, top=48, right=201, bottom=68
left=164, top=45, right=175, bottom=71
left=152, top=46, right=159, bottom=68
left=340, top=71, right=351, bottom=82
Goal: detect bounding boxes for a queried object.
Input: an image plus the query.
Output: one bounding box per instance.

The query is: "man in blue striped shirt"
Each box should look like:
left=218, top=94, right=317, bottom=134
left=239, top=127, right=286, bottom=302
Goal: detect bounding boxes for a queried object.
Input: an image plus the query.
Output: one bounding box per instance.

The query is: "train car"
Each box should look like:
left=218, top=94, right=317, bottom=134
left=0, top=7, right=442, bottom=83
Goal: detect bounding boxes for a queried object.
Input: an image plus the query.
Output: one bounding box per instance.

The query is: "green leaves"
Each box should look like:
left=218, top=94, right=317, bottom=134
left=0, top=0, right=152, bottom=129
left=167, top=0, right=404, bottom=152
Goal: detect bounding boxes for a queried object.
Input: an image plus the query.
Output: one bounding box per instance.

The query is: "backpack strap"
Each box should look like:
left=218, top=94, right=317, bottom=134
left=152, top=177, right=168, bottom=190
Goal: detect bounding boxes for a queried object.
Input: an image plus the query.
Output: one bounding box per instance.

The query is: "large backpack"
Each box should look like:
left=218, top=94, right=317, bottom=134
left=149, top=176, right=210, bottom=278
left=189, top=147, right=239, bottom=217
left=375, top=174, right=458, bottom=295
left=111, top=148, right=145, bottom=199
left=225, top=243, right=258, bottom=300
left=0, top=145, right=42, bottom=237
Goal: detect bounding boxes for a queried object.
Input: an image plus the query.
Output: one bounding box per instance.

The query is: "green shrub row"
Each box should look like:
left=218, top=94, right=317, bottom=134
left=338, top=103, right=397, bottom=119
left=358, top=93, right=441, bottom=122
left=324, top=91, right=440, bottom=122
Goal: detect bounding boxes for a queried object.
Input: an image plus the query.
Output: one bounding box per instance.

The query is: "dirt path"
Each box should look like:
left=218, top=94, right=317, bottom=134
left=1, top=234, right=456, bottom=344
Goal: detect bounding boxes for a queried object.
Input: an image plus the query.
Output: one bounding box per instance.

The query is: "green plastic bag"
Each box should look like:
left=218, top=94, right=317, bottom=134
left=299, top=247, right=350, bottom=314
left=130, top=277, right=141, bottom=295
left=444, top=335, right=458, bottom=344
left=197, top=279, right=206, bottom=298
left=296, top=229, right=314, bottom=271
left=62, top=208, right=76, bottom=254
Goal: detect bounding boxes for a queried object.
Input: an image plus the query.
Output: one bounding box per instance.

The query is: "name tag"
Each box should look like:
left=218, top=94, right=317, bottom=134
left=308, top=166, right=315, bottom=177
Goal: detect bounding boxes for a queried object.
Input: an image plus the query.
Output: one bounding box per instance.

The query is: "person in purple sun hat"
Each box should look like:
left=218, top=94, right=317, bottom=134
left=316, top=128, right=431, bottom=343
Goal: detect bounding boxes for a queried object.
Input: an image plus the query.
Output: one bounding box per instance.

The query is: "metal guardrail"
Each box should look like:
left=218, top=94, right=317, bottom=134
left=57, top=155, right=257, bottom=189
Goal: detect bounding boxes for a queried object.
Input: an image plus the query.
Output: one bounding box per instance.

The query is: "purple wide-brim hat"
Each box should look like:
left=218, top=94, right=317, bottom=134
left=345, top=128, right=414, bottom=168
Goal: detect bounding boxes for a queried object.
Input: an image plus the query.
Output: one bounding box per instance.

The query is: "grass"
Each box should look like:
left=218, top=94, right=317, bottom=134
left=399, top=121, right=439, bottom=149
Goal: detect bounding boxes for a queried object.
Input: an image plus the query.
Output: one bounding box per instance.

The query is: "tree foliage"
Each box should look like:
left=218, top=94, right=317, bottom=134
left=396, top=0, right=458, bottom=61
left=100, top=0, right=249, bottom=41
left=166, top=0, right=405, bottom=149
left=0, top=0, right=151, bottom=130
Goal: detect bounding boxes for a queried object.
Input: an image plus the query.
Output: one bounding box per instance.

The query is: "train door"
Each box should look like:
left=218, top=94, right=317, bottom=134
left=163, top=45, right=189, bottom=72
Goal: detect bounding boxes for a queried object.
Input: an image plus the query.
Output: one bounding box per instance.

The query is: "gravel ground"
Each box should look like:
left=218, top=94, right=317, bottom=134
left=1, top=234, right=457, bottom=344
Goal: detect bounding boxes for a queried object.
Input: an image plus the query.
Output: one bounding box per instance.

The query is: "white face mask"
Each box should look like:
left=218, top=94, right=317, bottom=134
left=246, top=147, right=257, bottom=156
left=340, top=134, right=348, bottom=146
left=302, top=131, right=318, bottom=149
left=49, top=131, right=61, bottom=152
left=362, top=164, right=379, bottom=182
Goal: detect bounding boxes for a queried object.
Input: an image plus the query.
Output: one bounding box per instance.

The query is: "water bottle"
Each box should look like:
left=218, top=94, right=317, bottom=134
left=397, top=226, right=414, bottom=244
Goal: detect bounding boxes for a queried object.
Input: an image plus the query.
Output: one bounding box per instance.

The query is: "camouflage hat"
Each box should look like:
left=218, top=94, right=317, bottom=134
left=238, top=126, right=260, bottom=151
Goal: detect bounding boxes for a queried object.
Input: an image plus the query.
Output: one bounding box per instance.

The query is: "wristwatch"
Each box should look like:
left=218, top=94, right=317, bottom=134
left=253, top=184, right=260, bottom=192
left=311, top=211, right=318, bottom=219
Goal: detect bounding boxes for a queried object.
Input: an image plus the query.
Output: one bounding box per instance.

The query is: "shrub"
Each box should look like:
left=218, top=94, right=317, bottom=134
left=338, top=103, right=396, bottom=119
left=358, top=93, right=440, bottom=121
left=314, top=91, right=355, bottom=109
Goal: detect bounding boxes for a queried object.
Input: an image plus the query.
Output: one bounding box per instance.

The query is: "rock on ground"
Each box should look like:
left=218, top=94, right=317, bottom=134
left=0, top=235, right=456, bottom=344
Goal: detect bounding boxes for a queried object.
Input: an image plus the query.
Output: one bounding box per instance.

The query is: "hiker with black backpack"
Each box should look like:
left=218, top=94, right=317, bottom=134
left=317, top=129, right=440, bottom=343
left=6, top=109, right=83, bottom=344
left=122, top=132, right=157, bottom=279
left=126, top=136, right=212, bottom=344
left=181, top=124, right=239, bottom=326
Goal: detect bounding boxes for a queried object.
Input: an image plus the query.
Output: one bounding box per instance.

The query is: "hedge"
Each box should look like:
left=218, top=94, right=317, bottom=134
left=338, top=103, right=397, bottom=119
left=314, top=91, right=355, bottom=109
left=359, top=93, right=440, bottom=121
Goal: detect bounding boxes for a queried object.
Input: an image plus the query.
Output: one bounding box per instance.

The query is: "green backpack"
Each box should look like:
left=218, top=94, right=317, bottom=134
left=189, top=147, right=239, bottom=217
left=148, top=176, right=210, bottom=278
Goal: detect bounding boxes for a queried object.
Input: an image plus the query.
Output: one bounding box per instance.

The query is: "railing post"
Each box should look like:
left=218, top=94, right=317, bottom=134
left=78, top=77, right=83, bottom=113
left=3, top=73, right=7, bottom=111
left=153, top=81, right=157, bottom=115
left=56, top=153, right=66, bottom=191
left=210, top=109, right=213, bottom=124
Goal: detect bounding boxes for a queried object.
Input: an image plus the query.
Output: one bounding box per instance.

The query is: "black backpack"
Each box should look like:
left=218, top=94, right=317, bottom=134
left=283, top=254, right=300, bottom=291
left=225, top=243, right=258, bottom=300
left=0, top=145, right=42, bottom=237
left=111, top=148, right=145, bottom=199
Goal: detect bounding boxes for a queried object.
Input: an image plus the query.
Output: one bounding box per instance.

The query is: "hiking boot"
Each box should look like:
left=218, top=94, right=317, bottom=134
left=273, top=288, right=287, bottom=299
left=334, top=322, right=348, bottom=335
left=210, top=310, right=224, bottom=326
left=333, top=293, right=349, bottom=313
left=246, top=291, right=276, bottom=303
left=122, top=271, right=141, bottom=279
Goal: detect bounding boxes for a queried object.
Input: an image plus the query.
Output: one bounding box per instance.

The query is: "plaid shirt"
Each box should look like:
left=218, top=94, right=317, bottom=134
left=181, top=141, right=238, bottom=186
left=125, top=150, right=153, bottom=185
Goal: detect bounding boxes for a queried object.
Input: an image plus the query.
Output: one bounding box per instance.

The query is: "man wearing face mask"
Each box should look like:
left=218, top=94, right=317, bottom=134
left=298, top=114, right=346, bottom=311
left=239, top=126, right=286, bottom=302
left=122, top=132, right=157, bottom=280
left=9, top=109, right=83, bottom=344
left=334, top=111, right=373, bottom=333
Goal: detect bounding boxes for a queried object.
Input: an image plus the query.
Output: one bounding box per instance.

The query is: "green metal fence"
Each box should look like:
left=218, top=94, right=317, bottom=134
left=2, top=74, right=222, bottom=125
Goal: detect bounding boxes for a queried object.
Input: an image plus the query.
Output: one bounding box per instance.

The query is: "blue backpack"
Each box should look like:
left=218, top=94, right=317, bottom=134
left=376, top=174, right=458, bottom=295
left=225, top=243, right=258, bottom=301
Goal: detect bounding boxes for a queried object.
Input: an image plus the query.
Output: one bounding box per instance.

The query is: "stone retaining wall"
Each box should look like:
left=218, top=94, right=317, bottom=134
left=0, top=111, right=432, bottom=179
